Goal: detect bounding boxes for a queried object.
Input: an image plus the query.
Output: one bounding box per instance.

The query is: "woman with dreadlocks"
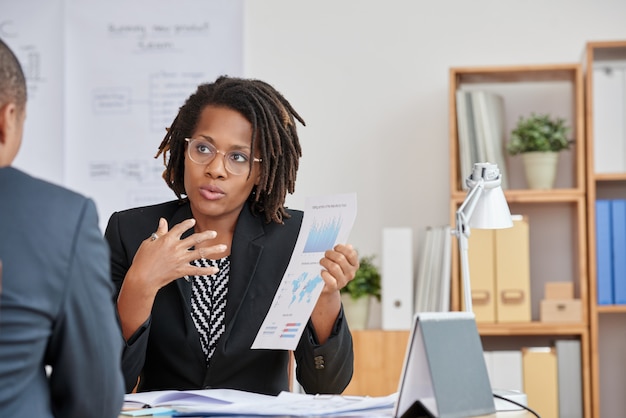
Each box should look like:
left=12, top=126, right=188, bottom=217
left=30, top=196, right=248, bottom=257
left=104, top=76, right=358, bottom=396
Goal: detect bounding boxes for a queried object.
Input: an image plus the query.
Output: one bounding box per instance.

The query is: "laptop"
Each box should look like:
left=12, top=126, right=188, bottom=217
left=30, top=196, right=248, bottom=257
left=393, top=312, right=496, bottom=418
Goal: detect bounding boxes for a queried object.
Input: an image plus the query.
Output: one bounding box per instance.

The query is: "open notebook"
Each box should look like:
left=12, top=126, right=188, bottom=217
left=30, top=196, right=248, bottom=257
left=393, top=312, right=496, bottom=418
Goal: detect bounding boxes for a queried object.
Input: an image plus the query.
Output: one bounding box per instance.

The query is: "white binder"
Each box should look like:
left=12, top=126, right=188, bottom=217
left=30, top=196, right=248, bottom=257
left=382, top=228, right=414, bottom=330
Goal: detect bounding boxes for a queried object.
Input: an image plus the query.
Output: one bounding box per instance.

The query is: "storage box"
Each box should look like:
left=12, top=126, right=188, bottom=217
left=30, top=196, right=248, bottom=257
left=495, top=217, right=531, bottom=323
left=540, top=299, right=582, bottom=323
left=544, top=282, right=574, bottom=300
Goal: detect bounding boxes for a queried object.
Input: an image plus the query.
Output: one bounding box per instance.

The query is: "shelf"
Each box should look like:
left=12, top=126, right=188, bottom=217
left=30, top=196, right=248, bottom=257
left=477, top=322, right=587, bottom=336
left=585, top=39, right=626, bottom=418
left=450, top=62, right=590, bottom=418
left=596, top=305, right=626, bottom=314
left=595, top=173, right=626, bottom=182
left=451, top=188, right=584, bottom=204
left=452, top=64, right=579, bottom=84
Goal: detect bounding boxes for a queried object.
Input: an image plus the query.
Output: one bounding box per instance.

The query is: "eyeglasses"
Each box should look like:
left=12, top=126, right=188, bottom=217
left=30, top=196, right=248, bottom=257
left=184, top=138, right=262, bottom=175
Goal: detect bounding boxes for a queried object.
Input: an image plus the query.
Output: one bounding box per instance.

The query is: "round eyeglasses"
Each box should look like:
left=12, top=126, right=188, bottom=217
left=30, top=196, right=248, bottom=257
left=184, top=138, right=262, bottom=175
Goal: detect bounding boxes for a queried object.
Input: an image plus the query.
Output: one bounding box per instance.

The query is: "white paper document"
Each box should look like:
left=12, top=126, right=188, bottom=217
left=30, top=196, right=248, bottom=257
left=123, top=389, right=396, bottom=416
left=251, top=193, right=357, bottom=350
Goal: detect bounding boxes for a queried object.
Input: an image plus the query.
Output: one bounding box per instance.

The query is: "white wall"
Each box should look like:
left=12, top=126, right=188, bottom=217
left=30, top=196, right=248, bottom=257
left=244, top=0, right=626, bottom=263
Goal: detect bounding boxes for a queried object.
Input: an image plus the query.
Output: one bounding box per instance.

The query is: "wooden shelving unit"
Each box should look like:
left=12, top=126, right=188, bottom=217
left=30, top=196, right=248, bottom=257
left=449, top=64, right=591, bottom=417
left=583, top=39, right=626, bottom=418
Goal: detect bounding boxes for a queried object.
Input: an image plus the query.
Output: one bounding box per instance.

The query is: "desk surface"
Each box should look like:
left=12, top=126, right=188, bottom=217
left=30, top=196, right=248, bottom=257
left=118, top=410, right=536, bottom=418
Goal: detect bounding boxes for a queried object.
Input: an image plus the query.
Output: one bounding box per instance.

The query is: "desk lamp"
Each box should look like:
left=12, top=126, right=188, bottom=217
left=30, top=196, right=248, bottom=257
left=394, top=164, right=514, bottom=418
left=453, top=162, right=513, bottom=313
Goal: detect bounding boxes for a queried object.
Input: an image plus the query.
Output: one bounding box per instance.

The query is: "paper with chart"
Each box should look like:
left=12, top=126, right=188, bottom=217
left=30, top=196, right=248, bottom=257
left=252, top=193, right=357, bottom=350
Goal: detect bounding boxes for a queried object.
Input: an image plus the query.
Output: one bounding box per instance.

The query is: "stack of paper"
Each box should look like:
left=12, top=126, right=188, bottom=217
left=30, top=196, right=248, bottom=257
left=122, top=389, right=397, bottom=416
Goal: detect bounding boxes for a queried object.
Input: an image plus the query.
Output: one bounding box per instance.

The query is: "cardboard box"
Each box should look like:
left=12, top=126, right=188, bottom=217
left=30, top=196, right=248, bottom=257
left=545, top=282, right=574, bottom=300
left=540, top=299, right=582, bottom=323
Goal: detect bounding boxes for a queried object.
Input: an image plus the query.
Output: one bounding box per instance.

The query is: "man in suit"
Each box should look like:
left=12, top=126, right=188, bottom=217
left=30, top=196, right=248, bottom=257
left=0, top=38, right=125, bottom=417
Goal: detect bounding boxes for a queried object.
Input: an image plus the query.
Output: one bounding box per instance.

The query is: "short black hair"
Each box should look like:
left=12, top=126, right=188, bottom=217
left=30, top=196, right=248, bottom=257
left=0, top=38, right=27, bottom=110
left=156, top=76, right=305, bottom=224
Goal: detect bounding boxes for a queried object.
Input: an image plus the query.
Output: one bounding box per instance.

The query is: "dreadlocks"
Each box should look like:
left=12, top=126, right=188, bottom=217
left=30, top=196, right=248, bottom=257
left=155, top=76, right=304, bottom=224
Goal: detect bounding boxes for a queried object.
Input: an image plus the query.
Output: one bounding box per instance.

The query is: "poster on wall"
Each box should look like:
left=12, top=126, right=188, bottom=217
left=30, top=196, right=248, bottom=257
left=1, top=0, right=243, bottom=231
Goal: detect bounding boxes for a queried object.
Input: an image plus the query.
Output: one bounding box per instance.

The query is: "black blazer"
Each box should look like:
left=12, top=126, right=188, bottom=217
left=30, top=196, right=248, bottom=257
left=105, top=199, right=353, bottom=395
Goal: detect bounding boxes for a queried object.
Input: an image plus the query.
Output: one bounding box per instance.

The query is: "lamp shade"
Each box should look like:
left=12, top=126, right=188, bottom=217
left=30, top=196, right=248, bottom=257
left=468, top=186, right=513, bottom=229
left=464, top=162, right=513, bottom=230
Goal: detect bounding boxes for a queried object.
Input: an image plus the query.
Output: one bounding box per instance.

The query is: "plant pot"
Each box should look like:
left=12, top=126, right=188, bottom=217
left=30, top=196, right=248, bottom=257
left=521, top=151, right=559, bottom=189
left=340, top=293, right=370, bottom=330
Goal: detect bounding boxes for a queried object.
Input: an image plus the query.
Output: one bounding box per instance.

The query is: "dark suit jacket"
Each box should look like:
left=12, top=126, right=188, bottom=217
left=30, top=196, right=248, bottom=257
left=0, top=167, right=125, bottom=418
left=105, top=199, right=354, bottom=395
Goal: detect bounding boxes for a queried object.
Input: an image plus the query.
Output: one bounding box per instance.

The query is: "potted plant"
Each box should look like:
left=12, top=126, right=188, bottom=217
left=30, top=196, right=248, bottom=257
left=506, top=113, right=573, bottom=189
left=340, top=254, right=382, bottom=330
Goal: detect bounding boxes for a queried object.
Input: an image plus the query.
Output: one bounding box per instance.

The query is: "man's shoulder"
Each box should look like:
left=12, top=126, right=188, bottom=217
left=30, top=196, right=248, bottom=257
left=1, top=167, right=90, bottom=206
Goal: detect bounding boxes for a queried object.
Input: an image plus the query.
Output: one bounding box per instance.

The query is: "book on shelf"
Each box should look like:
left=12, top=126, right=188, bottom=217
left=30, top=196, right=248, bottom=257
left=472, top=91, right=509, bottom=190
left=456, top=90, right=474, bottom=186
left=415, top=226, right=434, bottom=313
left=611, top=199, right=626, bottom=304
left=414, top=225, right=451, bottom=313
left=592, top=64, right=626, bottom=174
left=595, top=199, right=614, bottom=305
left=555, top=339, right=583, bottom=418
left=594, top=198, right=626, bottom=306
left=455, top=90, right=509, bottom=190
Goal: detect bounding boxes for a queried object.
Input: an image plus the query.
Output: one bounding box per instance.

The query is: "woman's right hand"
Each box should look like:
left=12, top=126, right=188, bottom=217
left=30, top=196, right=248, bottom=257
left=127, top=217, right=225, bottom=291
left=117, top=217, right=225, bottom=340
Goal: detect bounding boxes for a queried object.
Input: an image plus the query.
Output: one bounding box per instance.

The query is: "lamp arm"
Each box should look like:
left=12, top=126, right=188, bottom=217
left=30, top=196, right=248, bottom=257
left=456, top=178, right=485, bottom=233
left=454, top=179, right=485, bottom=313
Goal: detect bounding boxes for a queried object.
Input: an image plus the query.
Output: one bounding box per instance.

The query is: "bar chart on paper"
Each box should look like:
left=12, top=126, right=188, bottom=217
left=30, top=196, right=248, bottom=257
left=252, top=193, right=357, bottom=350
left=304, top=217, right=343, bottom=252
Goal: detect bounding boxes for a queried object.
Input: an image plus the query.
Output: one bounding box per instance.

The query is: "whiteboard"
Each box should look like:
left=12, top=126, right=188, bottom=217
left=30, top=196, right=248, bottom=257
left=1, top=0, right=243, bottom=231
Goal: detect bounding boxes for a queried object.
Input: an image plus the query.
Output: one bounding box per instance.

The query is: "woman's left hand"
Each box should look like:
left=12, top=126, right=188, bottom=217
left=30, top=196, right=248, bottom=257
left=311, top=244, right=359, bottom=343
left=319, top=244, right=359, bottom=294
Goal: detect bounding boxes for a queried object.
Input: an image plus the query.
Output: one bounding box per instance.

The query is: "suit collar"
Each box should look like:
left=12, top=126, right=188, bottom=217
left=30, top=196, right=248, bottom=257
left=172, top=200, right=266, bottom=347
left=226, top=203, right=265, bottom=325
